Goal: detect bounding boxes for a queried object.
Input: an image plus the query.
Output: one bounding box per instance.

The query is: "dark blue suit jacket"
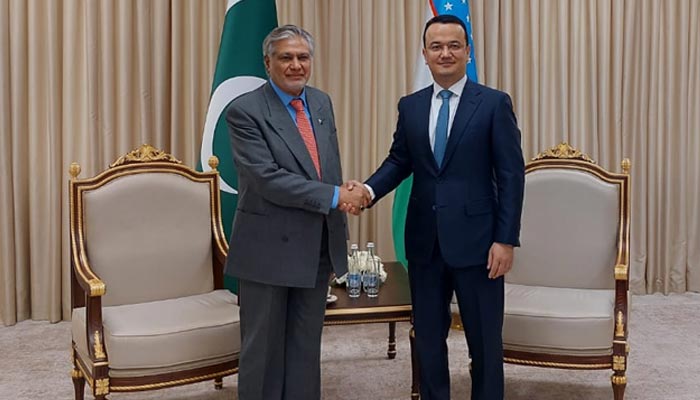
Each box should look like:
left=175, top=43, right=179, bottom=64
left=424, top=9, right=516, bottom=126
left=366, top=80, right=524, bottom=267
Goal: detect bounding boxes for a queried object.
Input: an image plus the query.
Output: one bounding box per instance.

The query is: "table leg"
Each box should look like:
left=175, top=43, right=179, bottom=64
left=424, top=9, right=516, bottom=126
left=410, top=326, right=420, bottom=399
left=387, top=322, right=397, bottom=359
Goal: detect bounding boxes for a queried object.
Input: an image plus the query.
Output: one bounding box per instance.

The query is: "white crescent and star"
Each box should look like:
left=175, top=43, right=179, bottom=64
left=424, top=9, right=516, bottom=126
left=200, top=75, right=266, bottom=194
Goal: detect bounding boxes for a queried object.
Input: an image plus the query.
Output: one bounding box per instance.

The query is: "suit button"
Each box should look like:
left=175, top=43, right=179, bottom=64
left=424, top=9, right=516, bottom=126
left=282, top=235, right=289, bottom=242
left=432, top=205, right=437, bottom=211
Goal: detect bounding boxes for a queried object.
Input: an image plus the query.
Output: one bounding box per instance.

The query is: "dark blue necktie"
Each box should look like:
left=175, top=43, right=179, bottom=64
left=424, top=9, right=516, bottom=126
left=433, top=89, right=452, bottom=167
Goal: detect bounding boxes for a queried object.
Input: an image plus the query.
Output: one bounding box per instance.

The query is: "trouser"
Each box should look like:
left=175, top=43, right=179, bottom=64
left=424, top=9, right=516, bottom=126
left=409, top=242, right=505, bottom=400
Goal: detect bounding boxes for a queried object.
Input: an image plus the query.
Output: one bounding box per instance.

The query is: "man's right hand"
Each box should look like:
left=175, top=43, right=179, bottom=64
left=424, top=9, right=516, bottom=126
left=338, top=181, right=371, bottom=215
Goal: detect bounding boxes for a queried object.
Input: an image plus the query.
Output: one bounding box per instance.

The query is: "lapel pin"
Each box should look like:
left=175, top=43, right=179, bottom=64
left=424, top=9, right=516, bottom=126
left=318, top=119, right=323, bottom=125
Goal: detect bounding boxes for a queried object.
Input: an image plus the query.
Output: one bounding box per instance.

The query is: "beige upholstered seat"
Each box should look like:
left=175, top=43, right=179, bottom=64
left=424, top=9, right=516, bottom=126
left=68, top=145, right=239, bottom=399
left=502, top=143, right=631, bottom=400
left=504, top=285, right=615, bottom=355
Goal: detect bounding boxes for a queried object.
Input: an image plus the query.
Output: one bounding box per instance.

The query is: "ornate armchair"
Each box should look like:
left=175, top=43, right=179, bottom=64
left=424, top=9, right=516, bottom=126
left=68, top=145, right=240, bottom=399
left=502, top=143, right=631, bottom=399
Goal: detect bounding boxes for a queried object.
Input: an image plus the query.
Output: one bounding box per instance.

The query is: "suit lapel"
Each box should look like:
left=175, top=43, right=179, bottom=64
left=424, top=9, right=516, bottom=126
left=263, top=84, right=320, bottom=180
left=441, top=80, right=482, bottom=171
left=413, top=87, right=437, bottom=172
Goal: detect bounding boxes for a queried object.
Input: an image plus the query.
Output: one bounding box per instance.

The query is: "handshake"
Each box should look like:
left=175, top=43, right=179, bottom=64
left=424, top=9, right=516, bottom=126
left=338, top=180, right=372, bottom=216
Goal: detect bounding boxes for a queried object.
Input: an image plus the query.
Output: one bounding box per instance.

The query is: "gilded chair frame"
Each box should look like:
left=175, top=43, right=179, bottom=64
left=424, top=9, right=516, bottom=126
left=68, top=145, right=234, bottom=399
left=502, top=143, right=631, bottom=400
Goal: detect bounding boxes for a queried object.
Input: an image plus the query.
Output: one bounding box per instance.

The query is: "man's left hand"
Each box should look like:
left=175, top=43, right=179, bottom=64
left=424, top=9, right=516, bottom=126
left=487, top=242, right=514, bottom=279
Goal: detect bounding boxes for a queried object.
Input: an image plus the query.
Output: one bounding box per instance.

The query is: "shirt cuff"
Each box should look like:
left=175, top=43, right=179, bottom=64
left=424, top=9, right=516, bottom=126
left=331, top=186, right=340, bottom=208
left=364, top=184, right=376, bottom=201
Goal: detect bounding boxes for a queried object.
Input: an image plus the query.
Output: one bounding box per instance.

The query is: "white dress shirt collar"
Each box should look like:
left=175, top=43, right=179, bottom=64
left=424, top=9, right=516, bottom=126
left=429, top=75, right=468, bottom=150
left=432, top=74, right=468, bottom=99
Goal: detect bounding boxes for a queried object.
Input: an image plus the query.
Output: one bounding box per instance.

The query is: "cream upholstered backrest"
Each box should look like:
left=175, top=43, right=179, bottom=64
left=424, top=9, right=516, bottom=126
left=507, top=168, right=620, bottom=290
left=82, top=171, right=214, bottom=306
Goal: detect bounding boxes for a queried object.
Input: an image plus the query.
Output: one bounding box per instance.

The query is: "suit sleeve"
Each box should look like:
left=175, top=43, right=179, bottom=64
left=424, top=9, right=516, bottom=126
left=365, top=97, right=414, bottom=203
left=226, top=99, right=336, bottom=215
left=491, top=93, right=525, bottom=246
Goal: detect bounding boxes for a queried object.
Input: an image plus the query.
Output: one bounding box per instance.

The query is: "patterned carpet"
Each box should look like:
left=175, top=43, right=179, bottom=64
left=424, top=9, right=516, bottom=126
left=1, top=293, right=699, bottom=399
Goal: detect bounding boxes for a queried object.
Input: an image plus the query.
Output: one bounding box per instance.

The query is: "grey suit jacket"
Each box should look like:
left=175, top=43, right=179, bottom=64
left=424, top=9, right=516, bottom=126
left=224, top=83, right=348, bottom=288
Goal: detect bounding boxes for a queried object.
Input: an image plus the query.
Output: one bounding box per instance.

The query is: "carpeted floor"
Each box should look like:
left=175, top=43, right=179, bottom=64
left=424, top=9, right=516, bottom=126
left=1, top=293, right=699, bottom=399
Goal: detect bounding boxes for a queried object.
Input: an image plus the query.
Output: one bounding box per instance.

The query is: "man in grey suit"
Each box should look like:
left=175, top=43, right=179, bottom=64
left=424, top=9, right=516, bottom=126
left=224, top=25, right=369, bottom=400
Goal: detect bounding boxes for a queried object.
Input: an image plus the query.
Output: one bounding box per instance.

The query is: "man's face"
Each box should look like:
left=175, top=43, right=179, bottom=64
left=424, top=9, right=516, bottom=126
left=422, top=22, right=469, bottom=86
left=265, top=36, right=312, bottom=97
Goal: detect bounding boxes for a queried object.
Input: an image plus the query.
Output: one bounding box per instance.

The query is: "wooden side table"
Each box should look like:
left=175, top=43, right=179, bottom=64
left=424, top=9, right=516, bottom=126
left=324, top=262, right=419, bottom=398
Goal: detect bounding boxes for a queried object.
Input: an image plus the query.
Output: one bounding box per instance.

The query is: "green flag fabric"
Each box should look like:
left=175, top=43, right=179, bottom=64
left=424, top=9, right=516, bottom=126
left=199, top=0, right=277, bottom=292
left=391, top=174, right=413, bottom=267
left=391, top=4, right=433, bottom=268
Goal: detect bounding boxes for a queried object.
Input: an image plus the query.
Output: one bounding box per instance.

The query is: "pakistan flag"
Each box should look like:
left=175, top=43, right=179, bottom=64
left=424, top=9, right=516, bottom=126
left=198, top=0, right=277, bottom=292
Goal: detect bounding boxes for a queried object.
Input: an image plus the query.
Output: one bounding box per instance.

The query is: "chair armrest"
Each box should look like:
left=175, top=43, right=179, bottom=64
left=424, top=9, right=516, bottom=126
left=613, top=263, right=629, bottom=338
left=70, top=242, right=106, bottom=298
left=70, top=251, right=109, bottom=363
left=76, top=274, right=106, bottom=298
left=84, top=296, right=109, bottom=364
left=213, top=237, right=228, bottom=267
left=612, top=262, right=629, bottom=374
left=212, top=236, right=228, bottom=289
left=614, top=263, right=628, bottom=282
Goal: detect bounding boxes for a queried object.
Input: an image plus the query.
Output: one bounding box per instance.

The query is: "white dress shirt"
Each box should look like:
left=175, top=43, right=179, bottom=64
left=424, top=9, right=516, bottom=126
left=428, top=75, right=467, bottom=151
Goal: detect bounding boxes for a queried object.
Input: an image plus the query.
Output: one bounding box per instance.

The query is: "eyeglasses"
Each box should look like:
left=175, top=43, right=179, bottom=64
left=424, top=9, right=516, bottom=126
left=427, top=42, right=466, bottom=54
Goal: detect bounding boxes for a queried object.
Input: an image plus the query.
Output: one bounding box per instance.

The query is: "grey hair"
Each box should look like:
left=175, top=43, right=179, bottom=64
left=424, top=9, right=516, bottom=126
left=262, top=24, right=315, bottom=57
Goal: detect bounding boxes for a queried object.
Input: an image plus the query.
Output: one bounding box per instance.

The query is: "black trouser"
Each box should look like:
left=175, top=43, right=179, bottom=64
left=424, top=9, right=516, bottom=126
left=409, top=242, right=505, bottom=400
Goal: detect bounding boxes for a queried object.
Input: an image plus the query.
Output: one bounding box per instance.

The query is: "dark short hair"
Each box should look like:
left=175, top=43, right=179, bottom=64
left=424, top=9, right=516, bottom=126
left=422, top=14, right=468, bottom=47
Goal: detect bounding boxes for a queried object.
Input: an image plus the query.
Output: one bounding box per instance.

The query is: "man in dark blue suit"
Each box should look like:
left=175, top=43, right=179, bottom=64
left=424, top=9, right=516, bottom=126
left=360, top=14, right=524, bottom=400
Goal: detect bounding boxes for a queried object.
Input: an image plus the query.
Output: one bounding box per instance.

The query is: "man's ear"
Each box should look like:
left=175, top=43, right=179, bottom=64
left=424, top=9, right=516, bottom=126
left=264, top=55, right=270, bottom=73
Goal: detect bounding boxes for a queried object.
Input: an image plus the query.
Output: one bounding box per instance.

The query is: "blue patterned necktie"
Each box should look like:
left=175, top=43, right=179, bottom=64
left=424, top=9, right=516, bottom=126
left=433, top=89, right=452, bottom=167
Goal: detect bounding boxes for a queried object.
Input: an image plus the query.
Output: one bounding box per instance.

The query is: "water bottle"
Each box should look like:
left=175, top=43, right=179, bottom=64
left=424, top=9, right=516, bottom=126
left=347, top=244, right=361, bottom=298
left=364, top=242, right=379, bottom=298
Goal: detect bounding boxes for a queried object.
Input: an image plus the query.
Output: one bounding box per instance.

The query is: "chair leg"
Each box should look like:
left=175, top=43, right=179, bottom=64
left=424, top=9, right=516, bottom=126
left=214, top=377, right=224, bottom=390
left=611, top=372, right=627, bottom=400
left=71, top=368, right=85, bottom=400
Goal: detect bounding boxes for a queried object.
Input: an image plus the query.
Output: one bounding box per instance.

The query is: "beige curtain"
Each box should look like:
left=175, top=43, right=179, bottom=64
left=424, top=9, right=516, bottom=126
left=0, top=0, right=226, bottom=325
left=1, top=0, right=698, bottom=326
left=470, top=0, right=700, bottom=294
